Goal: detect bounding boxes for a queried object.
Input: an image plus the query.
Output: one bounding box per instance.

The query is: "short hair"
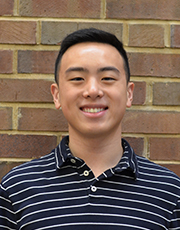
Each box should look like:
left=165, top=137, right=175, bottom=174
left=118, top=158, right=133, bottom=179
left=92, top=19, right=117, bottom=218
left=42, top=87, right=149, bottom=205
left=54, top=28, right=130, bottom=83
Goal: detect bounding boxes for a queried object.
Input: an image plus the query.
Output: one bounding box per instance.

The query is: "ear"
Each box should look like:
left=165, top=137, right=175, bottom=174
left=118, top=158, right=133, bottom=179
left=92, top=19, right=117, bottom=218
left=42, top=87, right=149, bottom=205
left=51, top=83, right=61, bottom=110
left=126, top=82, right=134, bottom=108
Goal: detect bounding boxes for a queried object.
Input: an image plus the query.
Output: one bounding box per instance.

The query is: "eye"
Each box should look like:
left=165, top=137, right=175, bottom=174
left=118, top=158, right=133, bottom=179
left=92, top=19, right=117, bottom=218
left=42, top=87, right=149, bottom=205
left=102, top=77, right=116, bottom=81
left=70, top=77, right=84, bottom=81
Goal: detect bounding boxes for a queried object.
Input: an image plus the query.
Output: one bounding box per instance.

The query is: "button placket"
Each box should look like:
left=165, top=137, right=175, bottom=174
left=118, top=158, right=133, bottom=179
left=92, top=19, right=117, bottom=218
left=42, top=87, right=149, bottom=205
left=83, top=170, right=89, bottom=177
left=91, top=185, right=97, bottom=192
left=70, top=158, right=76, bottom=164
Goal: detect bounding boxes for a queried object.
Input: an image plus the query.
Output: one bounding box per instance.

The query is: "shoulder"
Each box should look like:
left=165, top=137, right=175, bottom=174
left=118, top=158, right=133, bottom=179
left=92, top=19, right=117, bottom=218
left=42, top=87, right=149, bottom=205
left=136, top=155, right=180, bottom=191
left=1, top=150, right=56, bottom=188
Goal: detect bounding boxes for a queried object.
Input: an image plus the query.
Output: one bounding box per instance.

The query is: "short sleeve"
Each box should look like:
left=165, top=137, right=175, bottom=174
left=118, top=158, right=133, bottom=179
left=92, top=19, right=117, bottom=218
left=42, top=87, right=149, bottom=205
left=169, top=198, right=180, bottom=229
left=0, top=183, right=17, bottom=229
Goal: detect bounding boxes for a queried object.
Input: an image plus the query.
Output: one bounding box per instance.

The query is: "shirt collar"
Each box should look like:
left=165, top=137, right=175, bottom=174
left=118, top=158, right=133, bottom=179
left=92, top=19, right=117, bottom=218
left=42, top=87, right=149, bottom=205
left=54, top=136, right=73, bottom=169
left=54, top=136, right=139, bottom=179
left=113, top=138, right=139, bottom=179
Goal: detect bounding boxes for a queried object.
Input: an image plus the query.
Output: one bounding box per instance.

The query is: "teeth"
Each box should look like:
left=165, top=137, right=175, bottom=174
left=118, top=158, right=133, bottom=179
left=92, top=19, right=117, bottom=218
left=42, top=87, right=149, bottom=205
left=83, top=108, right=104, bottom=113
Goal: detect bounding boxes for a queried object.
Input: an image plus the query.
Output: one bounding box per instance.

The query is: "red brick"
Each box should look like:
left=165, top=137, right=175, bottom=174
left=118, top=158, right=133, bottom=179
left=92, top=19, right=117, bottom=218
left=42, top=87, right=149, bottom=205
left=0, top=134, right=57, bottom=158
left=0, top=21, right=36, bottom=44
left=171, top=25, right=180, bottom=48
left=0, top=162, right=25, bottom=182
left=18, top=50, right=58, bottom=74
left=0, top=0, right=14, bottom=16
left=128, top=53, right=180, bottom=78
left=149, top=137, right=180, bottom=161
left=122, top=111, right=180, bottom=134
left=0, top=50, right=13, bottom=73
left=18, top=108, right=68, bottom=131
left=153, top=82, right=180, bottom=105
left=106, top=0, right=180, bottom=20
left=132, top=81, right=146, bottom=105
left=41, top=22, right=123, bottom=45
left=159, top=164, right=180, bottom=177
left=129, top=24, right=164, bottom=48
left=41, top=22, right=78, bottom=45
left=123, top=137, right=144, bottom=156
left=78, top=22, right=123, bottom=42
left=0, top=79, right=53, bottom=102
left=19, top=0, right=101, bottom=18
left=0, top=107, right=12, bottom=130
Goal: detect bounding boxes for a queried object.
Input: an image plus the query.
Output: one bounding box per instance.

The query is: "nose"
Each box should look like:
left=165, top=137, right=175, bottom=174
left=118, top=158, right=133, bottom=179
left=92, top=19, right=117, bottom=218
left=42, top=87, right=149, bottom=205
left=82, top=78, right=103, bottom=99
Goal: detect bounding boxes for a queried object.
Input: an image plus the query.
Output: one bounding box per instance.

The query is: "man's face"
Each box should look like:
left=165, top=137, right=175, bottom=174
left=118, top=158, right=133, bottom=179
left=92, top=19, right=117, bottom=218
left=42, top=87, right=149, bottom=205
left=51, top=42, right=134, bottom=138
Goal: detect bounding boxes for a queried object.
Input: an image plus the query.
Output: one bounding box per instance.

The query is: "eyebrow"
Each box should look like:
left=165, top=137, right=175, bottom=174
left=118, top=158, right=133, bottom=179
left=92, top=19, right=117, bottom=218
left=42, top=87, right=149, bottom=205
left=98, top=66, right=120, bottom=74
left=65, top=67, right=88, bottom=73
left=65, top=66, right=120, bottom=74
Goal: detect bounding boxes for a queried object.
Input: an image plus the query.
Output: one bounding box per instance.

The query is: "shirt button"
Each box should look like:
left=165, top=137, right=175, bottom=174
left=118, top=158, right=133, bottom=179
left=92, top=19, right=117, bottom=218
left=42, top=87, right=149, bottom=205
left=70, top=159, right=76, bottom=164
left=83, top=170, right=89, bottom=177
left=91, top=186, right=97, bottom=192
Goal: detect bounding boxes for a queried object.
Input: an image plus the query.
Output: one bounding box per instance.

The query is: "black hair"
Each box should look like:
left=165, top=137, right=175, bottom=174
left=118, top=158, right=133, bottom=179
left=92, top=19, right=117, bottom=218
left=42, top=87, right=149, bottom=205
left=54, top=28, right=130, bottom=83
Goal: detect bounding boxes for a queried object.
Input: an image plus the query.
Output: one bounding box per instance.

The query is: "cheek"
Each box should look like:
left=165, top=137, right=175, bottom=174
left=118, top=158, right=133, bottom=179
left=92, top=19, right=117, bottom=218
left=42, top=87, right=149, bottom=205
left=62, top=87, right=82, bottom=104
left=59, top=86, right=71, bottom=103
left=111, top=88, right=127, bottom=104
left=60, top=92, right=77, bottom=111
left=61, top=103, right=72, bottom=122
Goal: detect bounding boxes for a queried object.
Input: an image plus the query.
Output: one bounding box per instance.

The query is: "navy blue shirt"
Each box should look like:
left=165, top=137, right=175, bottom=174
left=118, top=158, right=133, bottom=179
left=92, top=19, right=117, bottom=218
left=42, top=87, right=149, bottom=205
left=0, top=136, right=180, bottom=229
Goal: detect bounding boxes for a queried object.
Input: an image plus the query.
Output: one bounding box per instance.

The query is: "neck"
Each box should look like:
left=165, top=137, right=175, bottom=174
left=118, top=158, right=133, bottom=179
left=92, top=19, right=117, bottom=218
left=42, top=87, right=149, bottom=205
left=68, top=129, right=123, bottom=178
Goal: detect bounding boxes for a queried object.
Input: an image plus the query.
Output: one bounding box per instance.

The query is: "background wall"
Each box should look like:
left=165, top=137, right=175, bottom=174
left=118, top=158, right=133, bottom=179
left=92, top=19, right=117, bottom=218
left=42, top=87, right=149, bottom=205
left=0, top=0, right=180, bottom=180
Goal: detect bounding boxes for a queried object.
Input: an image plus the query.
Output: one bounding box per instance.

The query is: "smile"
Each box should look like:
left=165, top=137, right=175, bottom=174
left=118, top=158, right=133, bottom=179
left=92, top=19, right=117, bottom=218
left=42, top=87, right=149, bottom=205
left=82, top=108, right=106, bottom=113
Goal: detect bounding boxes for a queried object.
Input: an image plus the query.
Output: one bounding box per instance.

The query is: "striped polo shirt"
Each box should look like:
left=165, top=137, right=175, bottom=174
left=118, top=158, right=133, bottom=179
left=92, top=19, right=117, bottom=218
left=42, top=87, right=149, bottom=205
left=0, top=136, right=180, bottom=229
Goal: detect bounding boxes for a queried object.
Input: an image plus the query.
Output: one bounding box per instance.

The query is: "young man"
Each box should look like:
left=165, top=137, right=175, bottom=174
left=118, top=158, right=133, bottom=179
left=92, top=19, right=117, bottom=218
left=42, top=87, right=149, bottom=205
left=0, top=28, right=180, bottom=229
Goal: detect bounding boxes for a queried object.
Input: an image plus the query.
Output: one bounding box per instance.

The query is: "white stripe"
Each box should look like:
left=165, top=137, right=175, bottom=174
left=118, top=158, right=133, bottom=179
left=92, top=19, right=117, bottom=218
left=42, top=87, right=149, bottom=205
left=2, top=161, right=55, bottom=184
left=0, top=205, right=15, bottom=214
left=59, top=141, right=65, bottom=162
left=10, top=175, right=87, bottom=198
left=90, top=202, right=169, bottom=224
left=20, top=212, right=168, bottom=230
left=130, top=147, right=137, bottom=173
left=17, top=195, right=89, bottom=223
left=34, top=222, right=151, bottom=230
left=0, top=215, right=16, bottom=225
left=103, top=177, right=179, bottom=200
left=89, top=193, right=172, bottom=214
left=0, top=225, right=16, bottom=230
left=98, top=184, right=176, bottom=206
left=138, top=177, right=180, bottom=192
left=14, top=187, right=89, bottom=207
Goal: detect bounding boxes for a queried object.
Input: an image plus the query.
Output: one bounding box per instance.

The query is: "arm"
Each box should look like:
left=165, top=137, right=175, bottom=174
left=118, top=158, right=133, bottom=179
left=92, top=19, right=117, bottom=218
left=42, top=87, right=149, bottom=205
left=169, top=198, right=180, bottom=229
left=0, top=183, right=17, bottom=229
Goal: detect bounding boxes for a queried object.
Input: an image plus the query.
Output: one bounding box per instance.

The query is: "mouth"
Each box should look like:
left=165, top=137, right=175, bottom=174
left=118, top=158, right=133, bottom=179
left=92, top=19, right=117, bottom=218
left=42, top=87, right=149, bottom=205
left=80, top=107, right=108, bottom=113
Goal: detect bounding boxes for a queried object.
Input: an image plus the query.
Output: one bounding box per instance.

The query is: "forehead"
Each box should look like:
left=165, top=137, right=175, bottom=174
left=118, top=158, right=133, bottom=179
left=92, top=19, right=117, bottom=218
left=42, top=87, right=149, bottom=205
left=60, top=42, right=124, bottom=69
left=63, top=42, right=120, bottom=56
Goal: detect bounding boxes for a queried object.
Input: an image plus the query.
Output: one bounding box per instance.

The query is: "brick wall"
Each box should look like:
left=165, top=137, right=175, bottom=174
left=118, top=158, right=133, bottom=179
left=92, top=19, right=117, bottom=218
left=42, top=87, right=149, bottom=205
left=0, top=0, right=180, bottom=180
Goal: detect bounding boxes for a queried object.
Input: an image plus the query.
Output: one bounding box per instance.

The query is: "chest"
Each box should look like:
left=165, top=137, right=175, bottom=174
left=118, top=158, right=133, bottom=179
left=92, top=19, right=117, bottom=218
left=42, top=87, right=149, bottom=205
left=12, top=174, right=171, bottom=229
